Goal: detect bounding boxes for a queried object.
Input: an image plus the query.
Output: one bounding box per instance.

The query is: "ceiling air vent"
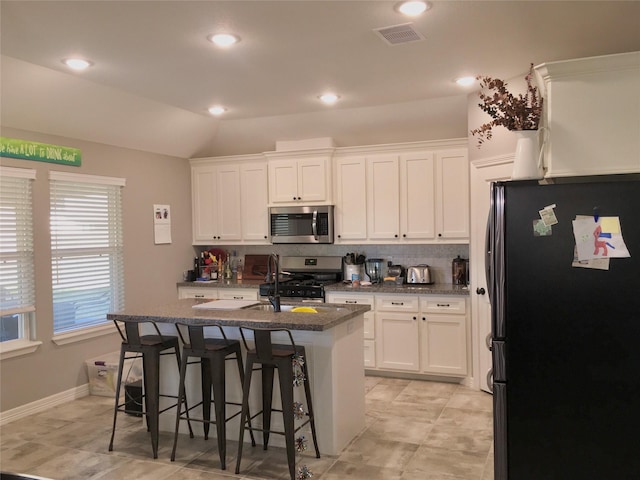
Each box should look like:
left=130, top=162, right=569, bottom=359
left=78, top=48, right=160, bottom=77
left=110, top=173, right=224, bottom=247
left=374, top=23, right=425, bottom=46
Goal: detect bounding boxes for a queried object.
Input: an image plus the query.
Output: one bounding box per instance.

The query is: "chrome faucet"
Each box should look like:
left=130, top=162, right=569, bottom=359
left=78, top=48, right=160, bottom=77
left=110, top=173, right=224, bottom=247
left=266, top=253, right=281, bottom=312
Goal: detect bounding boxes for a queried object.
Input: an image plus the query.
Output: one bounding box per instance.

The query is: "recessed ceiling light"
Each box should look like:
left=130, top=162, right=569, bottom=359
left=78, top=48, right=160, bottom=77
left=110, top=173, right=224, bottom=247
left=62, top=58, right=92, bottom=71
left=455, top=76, right=476, bottom=87
left=319, top=93, right=340, bottom=105
left=208, top=105, right=226, bottom=116
left=207, top=33, right=240, bottom=47
left=397, top=1, right=431, bottom=16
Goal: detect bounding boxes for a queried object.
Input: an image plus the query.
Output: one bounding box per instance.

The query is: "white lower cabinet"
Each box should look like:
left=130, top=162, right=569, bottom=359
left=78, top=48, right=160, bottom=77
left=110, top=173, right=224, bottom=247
left=420, top=296, right=468, bottom=376
left=326, top=293, right=375, bottom=368
left=327, top=291, right=469, bottom=378
left=375, top=295, right=420, bottom=371
left=178, top=287, right=258, bottom=301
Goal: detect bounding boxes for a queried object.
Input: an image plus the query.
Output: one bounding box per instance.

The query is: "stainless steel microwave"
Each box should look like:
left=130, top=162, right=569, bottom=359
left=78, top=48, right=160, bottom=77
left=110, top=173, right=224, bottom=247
left=269, top=205, right=334, bottom=244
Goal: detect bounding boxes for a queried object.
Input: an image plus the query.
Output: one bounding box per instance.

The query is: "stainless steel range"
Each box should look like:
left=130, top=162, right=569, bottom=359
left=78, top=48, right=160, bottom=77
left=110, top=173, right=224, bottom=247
left=259, top=255, right=342, bottom=303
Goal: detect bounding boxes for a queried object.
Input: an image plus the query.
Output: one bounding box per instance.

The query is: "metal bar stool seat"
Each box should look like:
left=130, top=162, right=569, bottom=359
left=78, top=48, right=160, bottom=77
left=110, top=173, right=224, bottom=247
left=109, top=319, right=191, bottom=459
left=235, top=327, right=320, bottom=480
left=171, top=323, right=255, bottom=470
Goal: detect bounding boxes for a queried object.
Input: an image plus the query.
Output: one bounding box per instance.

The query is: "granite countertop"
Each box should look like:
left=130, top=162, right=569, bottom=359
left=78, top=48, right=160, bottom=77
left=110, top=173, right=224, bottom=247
left=107, top=298, right=370, bottom=332
left=324, top=282, right=470, bottom=296
left=178, top=279, right=469, bottom=296
left=177, top=279, right=264, bottom=289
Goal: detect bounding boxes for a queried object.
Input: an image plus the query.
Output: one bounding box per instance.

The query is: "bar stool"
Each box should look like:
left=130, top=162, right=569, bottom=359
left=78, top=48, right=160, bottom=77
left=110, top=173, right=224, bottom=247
left=109, top=319, right=190, bottom=459
left=171, top=322, right=255, bottom=469
left=235, top=327, right=320, bottom=480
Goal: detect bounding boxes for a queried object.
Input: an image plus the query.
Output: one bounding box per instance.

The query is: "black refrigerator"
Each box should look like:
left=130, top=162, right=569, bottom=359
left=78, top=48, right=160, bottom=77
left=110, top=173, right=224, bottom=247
left=488, top=175, right=640, bottom=480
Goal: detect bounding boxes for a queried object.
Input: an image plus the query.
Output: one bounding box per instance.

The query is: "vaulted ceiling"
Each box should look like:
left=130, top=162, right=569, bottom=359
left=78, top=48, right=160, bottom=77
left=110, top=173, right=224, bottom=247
left=2, top=1, right=639, bottom=158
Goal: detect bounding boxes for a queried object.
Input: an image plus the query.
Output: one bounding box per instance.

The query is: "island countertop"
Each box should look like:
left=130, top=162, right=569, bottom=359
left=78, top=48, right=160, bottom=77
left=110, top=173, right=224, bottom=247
left=107, top=298, right=370, bottom=331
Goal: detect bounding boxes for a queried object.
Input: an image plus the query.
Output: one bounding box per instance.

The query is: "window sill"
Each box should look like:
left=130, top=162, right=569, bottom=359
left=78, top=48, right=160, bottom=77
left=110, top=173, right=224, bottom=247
left=0, top=339, right=43, bottom=360
left=52, top=323, right=117, bottom=346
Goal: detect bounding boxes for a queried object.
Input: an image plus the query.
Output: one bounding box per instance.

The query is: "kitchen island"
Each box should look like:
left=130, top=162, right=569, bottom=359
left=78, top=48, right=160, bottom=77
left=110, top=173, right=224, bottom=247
left=107, top=298, right=370, bottom=455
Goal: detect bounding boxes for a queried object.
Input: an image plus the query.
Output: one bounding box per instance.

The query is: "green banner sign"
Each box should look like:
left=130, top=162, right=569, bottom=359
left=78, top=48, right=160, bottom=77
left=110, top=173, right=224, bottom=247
left=0, top=137, right=82, bottom=166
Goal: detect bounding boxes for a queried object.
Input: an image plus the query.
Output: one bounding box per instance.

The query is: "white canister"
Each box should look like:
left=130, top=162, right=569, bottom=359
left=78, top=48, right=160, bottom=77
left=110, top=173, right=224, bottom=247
left=343, top=264, right=363, bottom=282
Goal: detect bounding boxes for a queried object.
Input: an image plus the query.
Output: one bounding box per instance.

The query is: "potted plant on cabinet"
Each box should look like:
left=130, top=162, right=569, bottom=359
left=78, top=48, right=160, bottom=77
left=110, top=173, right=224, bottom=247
left=470, top=63, right=545, bottom=179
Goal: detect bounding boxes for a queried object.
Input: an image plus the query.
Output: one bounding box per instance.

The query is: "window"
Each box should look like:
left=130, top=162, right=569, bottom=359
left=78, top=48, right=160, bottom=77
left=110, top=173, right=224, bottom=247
left=50, top=172, right=125, bottom=334
left=0, top=166, right=36, bottom=344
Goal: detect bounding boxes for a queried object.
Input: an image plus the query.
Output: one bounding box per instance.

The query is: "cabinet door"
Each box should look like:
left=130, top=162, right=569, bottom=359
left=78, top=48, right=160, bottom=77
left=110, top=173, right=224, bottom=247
left=376, top=312, right=420, bottom=371
left=366, top=155, right=400, bottom=240
left=297, top=158, right=327, bottom=202
left=400, top=152, right=436, bottom=240
left=241, top=162, right=269, bottom=243
left=334, top=156, right=367, bottom=242
left=364, top=340, right=376, bottom=368
left=269, top=159, right=299, bottom=203
left=421, top=313, right=467, bottom=376
left=436, top=150, right=469, bottom=239
left=191, top=165, right=217, bottom=243
left=215, top=164, right=242, bottom=241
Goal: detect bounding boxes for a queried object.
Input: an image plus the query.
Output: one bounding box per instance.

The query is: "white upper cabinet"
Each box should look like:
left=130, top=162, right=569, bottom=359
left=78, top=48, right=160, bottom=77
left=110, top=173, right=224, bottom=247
left=436, top=149, right=469, bottom=239
left=334, top=156, right=368, bottom=242
left=266, top=150, right=333, bottom=205
left=240, top=162, right=269, bottom=242
left=366, top=154, right=400, bottom=240
left=191, top=156, right=269, bottom=245
left=333, top=140, right=468, bottom=244
left=536, top=52, right=640, bottom=177
left=400, top=152, right=436, bottom=240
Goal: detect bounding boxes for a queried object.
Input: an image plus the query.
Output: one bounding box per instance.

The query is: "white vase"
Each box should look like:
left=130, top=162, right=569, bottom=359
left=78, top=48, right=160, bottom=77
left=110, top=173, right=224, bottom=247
left=512, top=130, right=544, bottom=180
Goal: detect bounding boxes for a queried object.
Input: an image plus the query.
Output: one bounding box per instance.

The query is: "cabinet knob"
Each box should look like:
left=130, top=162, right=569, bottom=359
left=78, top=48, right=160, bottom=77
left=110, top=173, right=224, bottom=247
left=264, top=235, right=268, bottom=239
left=476, top=287, right=486, bottom=295
left=412, top=316, right=417, bottom=320
left=422, top=316, right=426, bottom=321
left=293, top=196, right=297, bottom=200
left=337, top=234, right=341, bottom=238
left=402, top=234, right=406, bottom=238
left=297, top=196, right=302, bottom=200
left=394, top=234, right=398, bottom=238
left=438, top=233, right=442, bottom=237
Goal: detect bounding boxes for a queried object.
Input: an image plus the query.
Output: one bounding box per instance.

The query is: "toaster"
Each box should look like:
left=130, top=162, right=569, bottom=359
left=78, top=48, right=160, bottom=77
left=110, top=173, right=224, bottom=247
left=406, top=264, right=433, bottom=284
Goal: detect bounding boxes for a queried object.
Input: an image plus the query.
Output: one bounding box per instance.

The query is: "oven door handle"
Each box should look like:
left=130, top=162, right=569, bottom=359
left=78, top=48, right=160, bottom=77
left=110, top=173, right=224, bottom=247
left=312, top=209, right=319, bottom=241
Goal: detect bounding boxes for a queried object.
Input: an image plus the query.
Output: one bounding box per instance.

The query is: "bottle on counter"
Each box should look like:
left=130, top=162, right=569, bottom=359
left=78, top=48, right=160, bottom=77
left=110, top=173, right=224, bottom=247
left=225, top=259, right=232, bottom=279
left=210, top=255, right=218, bottom=280
left=236, top=258, right=243, bottom=280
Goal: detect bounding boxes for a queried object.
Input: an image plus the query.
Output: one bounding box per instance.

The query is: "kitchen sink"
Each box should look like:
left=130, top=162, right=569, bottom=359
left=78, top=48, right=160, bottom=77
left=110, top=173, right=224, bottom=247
left=248, top=304, right=343, bottom=313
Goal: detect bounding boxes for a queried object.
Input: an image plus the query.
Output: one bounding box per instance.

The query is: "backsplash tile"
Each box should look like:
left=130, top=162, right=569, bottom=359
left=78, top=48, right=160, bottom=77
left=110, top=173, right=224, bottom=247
left=196, top=244, right=469, bottom=285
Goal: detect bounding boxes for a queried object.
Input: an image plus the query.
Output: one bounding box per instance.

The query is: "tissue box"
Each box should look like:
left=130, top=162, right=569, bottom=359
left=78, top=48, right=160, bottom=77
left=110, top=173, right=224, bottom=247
left=85, top=351, right=143, bottom=398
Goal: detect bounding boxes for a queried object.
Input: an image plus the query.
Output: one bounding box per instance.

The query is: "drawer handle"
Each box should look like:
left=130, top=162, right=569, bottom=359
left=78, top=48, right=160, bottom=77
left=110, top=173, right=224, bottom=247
left=436, top=303, right=451, bottom=307
left=195, top=294, right=205, bottom=298
left=391, top=302, right=404, bottom=306
left=233, top=296, right=243, bottom=299
left=345, top=300, right=357, bottom=304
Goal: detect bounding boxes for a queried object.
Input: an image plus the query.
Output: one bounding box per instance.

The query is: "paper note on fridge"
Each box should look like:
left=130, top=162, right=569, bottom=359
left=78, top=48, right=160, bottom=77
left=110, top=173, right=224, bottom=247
left=572, top=216, right=631, bottom=261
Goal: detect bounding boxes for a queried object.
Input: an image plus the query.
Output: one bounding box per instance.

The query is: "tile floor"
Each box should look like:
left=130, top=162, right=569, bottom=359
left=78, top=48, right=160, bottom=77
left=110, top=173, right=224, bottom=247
left=0, top=376, right=494, bottom=479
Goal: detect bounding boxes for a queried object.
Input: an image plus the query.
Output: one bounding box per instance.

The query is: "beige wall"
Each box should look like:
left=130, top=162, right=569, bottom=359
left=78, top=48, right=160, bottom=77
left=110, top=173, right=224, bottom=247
left=0, top=127, right=193, bottom=412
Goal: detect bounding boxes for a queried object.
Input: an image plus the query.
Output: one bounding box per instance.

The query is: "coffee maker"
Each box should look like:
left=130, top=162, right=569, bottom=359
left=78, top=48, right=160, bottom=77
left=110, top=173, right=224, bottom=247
left=365, top=258, right=384, bottom=283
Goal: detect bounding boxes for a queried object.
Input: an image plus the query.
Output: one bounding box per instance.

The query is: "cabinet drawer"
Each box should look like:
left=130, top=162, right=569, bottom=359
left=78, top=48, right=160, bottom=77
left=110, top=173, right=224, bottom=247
left=218, top=289, right=258, bottom=301
left=421, top=296, right=466, bottom=314
left=375, top=295, right=419, bottom=312
left=178, top=287, right=217, bottom=299
left=326, top=293, right=374, bottom=306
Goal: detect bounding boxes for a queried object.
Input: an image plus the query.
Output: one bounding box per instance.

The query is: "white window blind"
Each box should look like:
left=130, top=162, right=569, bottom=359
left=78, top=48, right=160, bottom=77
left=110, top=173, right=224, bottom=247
left=0, top=167, right=36, bottom=342
left=49, top=172, right=125, bottom=333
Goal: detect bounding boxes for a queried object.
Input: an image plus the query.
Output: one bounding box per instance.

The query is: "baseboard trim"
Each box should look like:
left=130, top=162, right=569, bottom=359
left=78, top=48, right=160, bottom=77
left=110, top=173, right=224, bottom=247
left=0, top=384, right=90, bottom=426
